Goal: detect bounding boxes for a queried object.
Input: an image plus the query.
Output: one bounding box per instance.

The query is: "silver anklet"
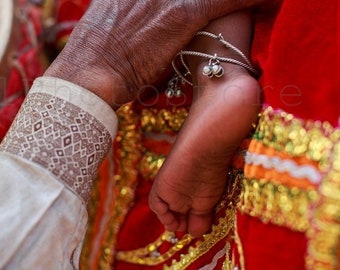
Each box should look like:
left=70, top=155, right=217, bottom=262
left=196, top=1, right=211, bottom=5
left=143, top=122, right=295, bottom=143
left=166, top=31, right=258, bottom=98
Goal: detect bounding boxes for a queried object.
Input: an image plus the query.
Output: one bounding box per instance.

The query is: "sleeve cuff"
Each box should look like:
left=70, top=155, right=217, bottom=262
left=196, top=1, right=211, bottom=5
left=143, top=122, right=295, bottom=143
left=30, top=76, right=118, bottom=138
left=0, top=76, right=118, bottom=204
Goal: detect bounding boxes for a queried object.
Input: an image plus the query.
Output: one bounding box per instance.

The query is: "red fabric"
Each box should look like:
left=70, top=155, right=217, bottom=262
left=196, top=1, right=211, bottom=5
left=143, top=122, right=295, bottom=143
left=115, top=175, right=230, bottom=270
left=55, top=0, right=91, bottom=44
left=253, top=0, right=339, bottom=125
left=116, top=179, right=164, bottom=252
left=237, top=213, right=306, bottom=270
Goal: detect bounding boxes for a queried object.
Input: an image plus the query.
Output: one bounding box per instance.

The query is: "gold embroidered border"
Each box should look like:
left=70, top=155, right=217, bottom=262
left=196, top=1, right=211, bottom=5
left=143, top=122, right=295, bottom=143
left=116, top=172, right=242, bottom=268
left=164, top=209, right=235, bottom=270
left=255, top=106, right=340, bottom=269
left=255, top=107, right=340, bottom=170
left=238, top=177, right=320, bottom=232
left=138, top=151, right=165, bottom=180
left=306, top=139, right=340, bottom=270
left=93, top=103, right=142, bottom=269
left=83, top=105, right=340, bottom=269
left=116, top=209, right=235, bottom=268
left=116, top=231, right=193, bottom=265
left=140, top=107, right=188, bottom=133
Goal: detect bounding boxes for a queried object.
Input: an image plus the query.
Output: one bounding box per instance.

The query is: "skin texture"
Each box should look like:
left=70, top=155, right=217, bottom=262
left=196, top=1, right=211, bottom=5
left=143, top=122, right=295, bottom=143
left=45, top=0, right=263, bottom=109
left=44, top=0, right=263, bottom=238
left=149, top=11, right=261, bottom=237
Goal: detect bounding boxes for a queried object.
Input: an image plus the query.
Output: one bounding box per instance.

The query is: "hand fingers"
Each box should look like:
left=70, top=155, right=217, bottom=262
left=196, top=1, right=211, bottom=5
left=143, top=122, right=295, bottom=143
left=149, top=191, right=184, bottom=232
left=187, top=210, right=214, bottom=238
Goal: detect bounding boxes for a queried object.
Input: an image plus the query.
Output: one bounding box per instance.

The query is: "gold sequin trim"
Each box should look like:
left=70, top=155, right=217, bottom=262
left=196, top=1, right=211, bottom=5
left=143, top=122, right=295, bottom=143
left=222, top=242, right=234, bottom=270
left=82, top=103, right=142, bottom=270
left=306, top=139, right=340, bottom=270
left=254, top=106, right=340, bottom=268
left=141, top=107, right=188, bottom=133
left=116, top=209, right=235, bottom=268
left=139, top=151, right=165, bottom=180
left=255, top=106, right=340, bottom=170
left=238, top=177, right=320, bottom=232
left=116, top=231, right=193, bottom=265
left=116, top=171, right=242, bottom=268
left=164, top=209, right=235, bottom=270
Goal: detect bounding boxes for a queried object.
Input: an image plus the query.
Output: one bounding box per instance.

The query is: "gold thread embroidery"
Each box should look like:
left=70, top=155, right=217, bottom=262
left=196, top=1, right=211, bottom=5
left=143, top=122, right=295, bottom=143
left=255, top=107, right=340, bottom=170
left=90, top=103, right=142, bottom=269
left=81, top=105, right=340, bottom=269
left=116, top=231, right=193, bottom=265
left=116, top=171, right=242, bottom=268
left=238, top=177, right=319, bottom=232
left=141, top=108, right=188, bottom=133
left=164, top=209, right=236, bottom=270
left=139, top=151, right=165, bottom=180
left=254, top=107, right=340, bottom=268
left=306, top=139, right=340, bottom=270
left=222, top=242, right=234, bottom=270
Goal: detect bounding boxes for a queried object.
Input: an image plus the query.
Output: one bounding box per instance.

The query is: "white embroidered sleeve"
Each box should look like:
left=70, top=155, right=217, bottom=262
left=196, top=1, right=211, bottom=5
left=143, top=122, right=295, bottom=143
left=0, top=77, right=118, bottom=269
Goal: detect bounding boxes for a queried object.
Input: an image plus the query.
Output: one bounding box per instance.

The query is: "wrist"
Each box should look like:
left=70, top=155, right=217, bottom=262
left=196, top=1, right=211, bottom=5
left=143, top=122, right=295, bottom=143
left=44, top=53, right=133, bottom=110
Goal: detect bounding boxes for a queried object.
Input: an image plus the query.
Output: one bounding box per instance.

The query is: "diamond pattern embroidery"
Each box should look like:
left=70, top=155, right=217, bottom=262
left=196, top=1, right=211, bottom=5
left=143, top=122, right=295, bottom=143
left=0, top=93, right=112, bottom=204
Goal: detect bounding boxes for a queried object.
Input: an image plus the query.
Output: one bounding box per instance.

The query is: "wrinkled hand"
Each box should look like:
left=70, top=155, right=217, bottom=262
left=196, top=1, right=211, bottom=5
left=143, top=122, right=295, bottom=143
left=149, top=68, right=261, bottom=237
left=45, top=0, right=262, bottom=109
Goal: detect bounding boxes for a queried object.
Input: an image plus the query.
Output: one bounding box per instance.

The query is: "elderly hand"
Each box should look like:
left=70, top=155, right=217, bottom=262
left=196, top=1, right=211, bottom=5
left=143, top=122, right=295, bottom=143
left=45, top=0, right=262, bottom=109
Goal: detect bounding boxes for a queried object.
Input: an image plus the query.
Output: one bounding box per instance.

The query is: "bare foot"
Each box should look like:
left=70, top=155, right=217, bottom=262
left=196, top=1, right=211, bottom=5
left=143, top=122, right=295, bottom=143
left=149, top=68, right=261, bottom=237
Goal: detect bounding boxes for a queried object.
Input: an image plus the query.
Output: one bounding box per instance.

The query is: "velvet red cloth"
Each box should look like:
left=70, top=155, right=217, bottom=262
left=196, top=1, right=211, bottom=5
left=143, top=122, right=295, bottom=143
left=237, top=213, right=306, bottom=270
left=252, top=0, right=339, bottom=125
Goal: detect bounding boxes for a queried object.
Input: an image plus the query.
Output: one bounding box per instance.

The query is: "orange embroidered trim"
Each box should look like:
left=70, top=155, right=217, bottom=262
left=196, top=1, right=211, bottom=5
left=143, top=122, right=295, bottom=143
left=245, top=141, right=319, bottom=189
left=253, top=106, right=340, bottom=269
left=255, top=106, right=340, bottom=170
